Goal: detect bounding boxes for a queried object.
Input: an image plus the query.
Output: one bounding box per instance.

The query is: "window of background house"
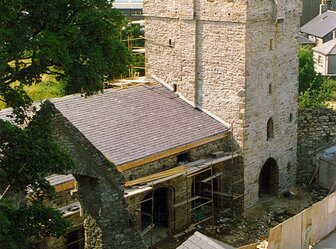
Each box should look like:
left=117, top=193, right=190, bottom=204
left=131, top=10, right=142, bottom=16
left=317, top=55, right=323, bottom=66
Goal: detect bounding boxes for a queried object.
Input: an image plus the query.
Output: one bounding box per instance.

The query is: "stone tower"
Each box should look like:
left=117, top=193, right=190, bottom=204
left=144, top=0, right=301, bottom=208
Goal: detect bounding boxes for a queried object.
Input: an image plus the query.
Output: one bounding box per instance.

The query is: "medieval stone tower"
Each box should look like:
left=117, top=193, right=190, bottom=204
left=144, top=0, right=301, bottom=208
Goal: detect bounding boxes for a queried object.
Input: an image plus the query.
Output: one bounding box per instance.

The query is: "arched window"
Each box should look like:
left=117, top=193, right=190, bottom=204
left=267, top=118, right=274, bottom=139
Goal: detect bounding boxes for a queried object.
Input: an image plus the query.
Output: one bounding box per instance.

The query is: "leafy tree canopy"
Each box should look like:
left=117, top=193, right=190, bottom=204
left=0, top=0, right=131, bottom=247
left=0, top=104, right=74, bottom=248
left=0, top=0, right=131, bottom=114
left=299, top=46, right=324, bottom=93
left=298, top=46, right=336, bottom=108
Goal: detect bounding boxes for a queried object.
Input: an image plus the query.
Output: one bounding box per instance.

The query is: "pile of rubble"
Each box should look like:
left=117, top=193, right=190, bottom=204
left=199, top=184, right=329, bottom=247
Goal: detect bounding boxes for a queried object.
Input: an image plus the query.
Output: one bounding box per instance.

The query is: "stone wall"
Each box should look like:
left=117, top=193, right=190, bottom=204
left=297, top=108, right=336, bottom=183
left=144, top=1, right=247, bottom=143
left=48, top=103, right=146, bottom=249
left=144, top=0, right=301, bottom=208
left=243, top=3, right=301, bottom=207
left=122, top=137, right=232, bottom=180
left=45, top=212, right=83, bottom=249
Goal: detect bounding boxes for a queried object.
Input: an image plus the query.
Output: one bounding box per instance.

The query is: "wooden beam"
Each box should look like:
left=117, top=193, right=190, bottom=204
left=172, top=196, right=201, bottom=208
left=117, top=132, right=228, bottom=172
left=124, top=166, right=186, bottom=187
left=54, top=180, right=76, bottom=192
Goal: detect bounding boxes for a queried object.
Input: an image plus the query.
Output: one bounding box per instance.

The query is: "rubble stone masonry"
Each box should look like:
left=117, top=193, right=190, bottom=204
left=298, top=108, right=336, bottom=183
left=145, top=0, right=301, bottom=208
left=49, top=104, right=146, bottom=249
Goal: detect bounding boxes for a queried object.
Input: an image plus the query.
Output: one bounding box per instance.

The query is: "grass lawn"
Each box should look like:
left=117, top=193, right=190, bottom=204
left=0, top=75, right=63, bottom=110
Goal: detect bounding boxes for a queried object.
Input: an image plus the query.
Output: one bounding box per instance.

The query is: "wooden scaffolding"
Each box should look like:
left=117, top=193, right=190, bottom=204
left=124, top=149, right=243, bottom=247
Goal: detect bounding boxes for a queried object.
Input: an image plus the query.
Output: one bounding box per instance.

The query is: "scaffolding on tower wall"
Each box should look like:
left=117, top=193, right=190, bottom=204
left=124, top=145, right=244, bottom=246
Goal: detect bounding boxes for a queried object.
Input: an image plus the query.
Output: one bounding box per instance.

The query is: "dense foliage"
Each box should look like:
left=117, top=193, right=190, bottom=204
left=121, top=23, right=145, bottom=76
left=0, top=0, right=131, bottom=247
left=0, top=104, right=74, bottom=248
left=298, top=46, right=336, bottom=108
left=0, top=0, right=131, bottom=113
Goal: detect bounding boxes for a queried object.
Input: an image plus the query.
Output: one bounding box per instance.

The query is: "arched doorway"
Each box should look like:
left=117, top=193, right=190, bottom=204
left=141, top=187, right=171, bottom=228
left=259, top=158, right=279, bottom=197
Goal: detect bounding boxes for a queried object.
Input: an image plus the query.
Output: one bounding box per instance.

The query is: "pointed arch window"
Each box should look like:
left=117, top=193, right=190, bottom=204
left=267, top=118, right=274, bottom=140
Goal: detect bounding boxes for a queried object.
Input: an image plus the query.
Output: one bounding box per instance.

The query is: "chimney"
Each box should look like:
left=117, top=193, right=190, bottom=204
left=320, top=3, right=329, bottom=14
left=320, top=0, right=332, bottom=14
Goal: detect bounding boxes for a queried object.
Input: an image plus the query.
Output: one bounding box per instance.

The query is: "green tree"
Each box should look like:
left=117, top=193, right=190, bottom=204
left=298, top=46, right=336, bottom=108
left=0, top=0, right=131, bottom=247
left=0, top=0, right=131, bottom=114
left=299, top=46, right=324, bottom=93
left=0, top=104, right=73, bottom=248
left=121, top=23, right=145, bottom=76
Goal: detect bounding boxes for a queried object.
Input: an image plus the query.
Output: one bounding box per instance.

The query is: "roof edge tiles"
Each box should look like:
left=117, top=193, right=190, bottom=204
left=177, top=231, right=237, bottom=249
left=300, top=10, right=336, bottom=38
left=313, top=39, right=336, bottom=55
left=50, top=85, right=229, bottom=169
left=117, top=132, right=229, bottom=172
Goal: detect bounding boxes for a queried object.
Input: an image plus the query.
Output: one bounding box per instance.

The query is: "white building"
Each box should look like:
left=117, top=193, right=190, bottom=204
left=313, top=39, right=336, bottom=76
left=300, top=10, right=336, bottom=45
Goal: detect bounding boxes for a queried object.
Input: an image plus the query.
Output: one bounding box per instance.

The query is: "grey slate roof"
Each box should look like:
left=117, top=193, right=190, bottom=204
left=51, top=86, right=229, bottom=166
left=300, top=10, right=336, bottom=38
left=46, top=174, right=75, bottom=186
left=313, top=39, right=336, bottom=55
left=177, top=232, right=236, bottom=249
left=298, top=36, right=315, bottom=45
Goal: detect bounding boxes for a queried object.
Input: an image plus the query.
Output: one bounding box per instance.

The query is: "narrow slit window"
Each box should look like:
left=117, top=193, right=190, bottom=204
left=173, top=84, right=177, bottom=92
left=267, top=118, right=274, bottom=139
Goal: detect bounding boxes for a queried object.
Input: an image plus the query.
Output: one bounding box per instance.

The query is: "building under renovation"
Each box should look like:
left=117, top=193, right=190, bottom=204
left=36, top=84, right=242, bottom=248
left=0, top=0, right=303, bottom=248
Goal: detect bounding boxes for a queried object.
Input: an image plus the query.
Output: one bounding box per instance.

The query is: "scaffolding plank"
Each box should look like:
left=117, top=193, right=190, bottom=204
left=140, top=224, right=155, bottom=237
left=203, top=190, right=243, bottom=200
left=187, top=168, right=212, bottom=178
left=125, top=166, right=186, bottom=187
left=173, top=196, right=201, bottom=208
left=186, top=152, right=240, bottom=177
left=190, top=216, right=213, bottom=228
left=234, top=179, right=244, bottom=185
left=201, top=172, right=222, bottom=183
left=189, top=200, right=213, bottom=212
left=124, top=186, right=153, bottom=198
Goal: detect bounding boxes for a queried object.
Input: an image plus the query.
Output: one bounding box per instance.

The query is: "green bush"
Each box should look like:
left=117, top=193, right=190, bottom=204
left=298, top=46, right=336, bottom=108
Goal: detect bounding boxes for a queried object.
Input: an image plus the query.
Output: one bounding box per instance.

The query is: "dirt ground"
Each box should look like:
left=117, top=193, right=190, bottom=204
left=153, top=184, right=329, bottom=249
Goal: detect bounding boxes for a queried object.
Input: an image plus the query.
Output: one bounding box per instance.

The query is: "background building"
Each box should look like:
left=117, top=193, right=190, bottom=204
left=301, top=0, right=336, bottom=25
left=113, top=0, right=143, bottom=21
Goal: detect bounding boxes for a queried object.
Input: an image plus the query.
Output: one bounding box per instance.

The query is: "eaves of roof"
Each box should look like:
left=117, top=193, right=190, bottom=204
left=300, top=10, right=336, bottom=38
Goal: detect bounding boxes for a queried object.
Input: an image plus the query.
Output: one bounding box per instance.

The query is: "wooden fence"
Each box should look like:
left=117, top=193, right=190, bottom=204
left=238, top=191, right=336, bottom=249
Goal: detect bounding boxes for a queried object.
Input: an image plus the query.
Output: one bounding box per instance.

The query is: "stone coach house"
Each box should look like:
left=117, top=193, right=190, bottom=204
left=0, top=85, right=240, bottom=248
